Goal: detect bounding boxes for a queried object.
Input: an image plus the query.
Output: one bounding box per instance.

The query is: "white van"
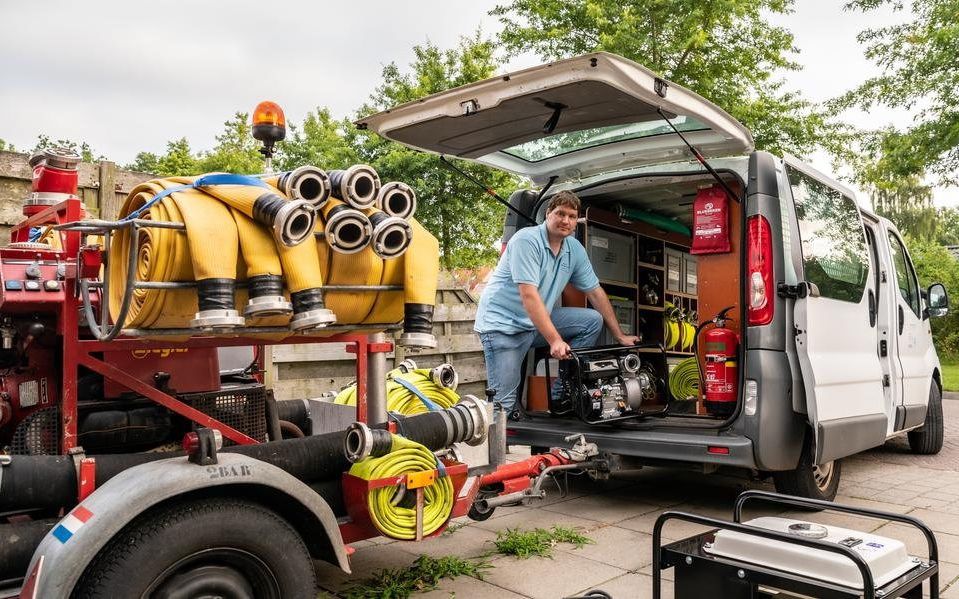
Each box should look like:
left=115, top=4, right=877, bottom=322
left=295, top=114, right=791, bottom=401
left=358, top=53, right=951, bottom=500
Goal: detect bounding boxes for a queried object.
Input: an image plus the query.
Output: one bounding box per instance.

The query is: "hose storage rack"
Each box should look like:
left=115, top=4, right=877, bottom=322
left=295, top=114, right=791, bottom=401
left=10, top=198, right=407, bottom=452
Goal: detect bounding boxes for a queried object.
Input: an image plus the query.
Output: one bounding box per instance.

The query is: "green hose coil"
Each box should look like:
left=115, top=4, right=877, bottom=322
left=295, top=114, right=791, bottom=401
left=668, top=357, right=700, bottom=401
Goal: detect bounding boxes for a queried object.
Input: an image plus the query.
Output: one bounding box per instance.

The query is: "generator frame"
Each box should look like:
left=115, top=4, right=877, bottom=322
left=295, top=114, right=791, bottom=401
left=653, top=490, right=940, bottom=599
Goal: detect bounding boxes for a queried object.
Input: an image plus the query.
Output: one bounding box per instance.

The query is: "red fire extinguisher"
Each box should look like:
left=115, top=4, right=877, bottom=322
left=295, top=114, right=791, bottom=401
left=700, top=307, right=739, bottom=417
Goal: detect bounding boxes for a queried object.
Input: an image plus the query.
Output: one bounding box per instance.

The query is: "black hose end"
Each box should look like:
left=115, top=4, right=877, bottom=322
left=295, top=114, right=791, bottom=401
left=248, top=274, right=284, bottom=299
left=197, top=278, right=237, bottom=312
left=403, top=303, right=434, bottom=334
left=291, top=288, right=326, bottom=314
left=344, top=422, right=393, bottom=462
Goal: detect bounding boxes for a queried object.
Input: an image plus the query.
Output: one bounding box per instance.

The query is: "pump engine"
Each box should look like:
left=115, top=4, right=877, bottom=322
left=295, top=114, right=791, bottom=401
left=557, top=345, right=663, bottom=424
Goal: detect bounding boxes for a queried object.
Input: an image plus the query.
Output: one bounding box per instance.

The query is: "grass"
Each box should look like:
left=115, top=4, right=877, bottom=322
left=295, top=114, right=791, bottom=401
left=342, top=555, right=491, bottom=599
left=492, top=526, right=593, bottom=559
left=943, top=360, right=959, bottom=392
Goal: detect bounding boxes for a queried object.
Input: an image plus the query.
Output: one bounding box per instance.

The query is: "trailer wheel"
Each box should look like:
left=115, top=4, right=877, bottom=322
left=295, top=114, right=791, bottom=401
left=74, top=497, right=316, bottom=599
left=772, top=432, right=841, bottom=501
left=909, top=383, right=944, bottom=455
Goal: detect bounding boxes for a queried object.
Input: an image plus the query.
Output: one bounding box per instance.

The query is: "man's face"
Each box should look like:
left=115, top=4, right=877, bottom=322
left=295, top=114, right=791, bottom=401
left=545, top=204, right=578, bottom=238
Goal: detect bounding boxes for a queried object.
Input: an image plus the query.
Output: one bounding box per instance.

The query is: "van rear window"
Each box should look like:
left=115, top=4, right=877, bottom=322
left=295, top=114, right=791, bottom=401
left=787, top=168, right=869, bottom=303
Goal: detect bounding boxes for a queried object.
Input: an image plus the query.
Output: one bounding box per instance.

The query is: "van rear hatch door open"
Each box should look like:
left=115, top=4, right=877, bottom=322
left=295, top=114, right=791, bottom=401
left=357, top=52, right=754, bottom=185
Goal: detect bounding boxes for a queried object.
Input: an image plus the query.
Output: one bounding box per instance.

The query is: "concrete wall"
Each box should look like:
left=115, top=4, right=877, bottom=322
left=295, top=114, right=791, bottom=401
left=0, top=150, right=151, bottom=242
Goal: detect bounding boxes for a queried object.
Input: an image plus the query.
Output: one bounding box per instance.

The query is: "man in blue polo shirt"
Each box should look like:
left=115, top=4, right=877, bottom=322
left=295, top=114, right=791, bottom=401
left=475, top=190, right=639, bottom=416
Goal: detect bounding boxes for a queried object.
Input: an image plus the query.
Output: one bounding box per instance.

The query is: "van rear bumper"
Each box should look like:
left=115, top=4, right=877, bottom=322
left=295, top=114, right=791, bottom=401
left=505, top=416, right=756, bottom=469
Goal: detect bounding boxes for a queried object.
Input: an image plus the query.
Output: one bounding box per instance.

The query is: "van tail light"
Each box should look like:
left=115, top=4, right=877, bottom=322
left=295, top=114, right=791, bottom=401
left=747, top=215, right=774, bottom=326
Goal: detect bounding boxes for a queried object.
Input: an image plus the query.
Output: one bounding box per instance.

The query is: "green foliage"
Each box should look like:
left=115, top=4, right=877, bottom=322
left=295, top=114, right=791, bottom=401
left=836, top=0, right=959, bottom=185
left=936, top=208, right=959, bottom=246
left=275, top=108, right=360, bottom=172
left=354, top=33, right=516, bottom=269
left=343, top=554, right=491, bottom=599
left=490, top=0, right=842, bottom=157
left=196, top=112, right=263, bottom=175
left=32, top=134, right=99, bottom=162
left=492, top=526, right=593, bottom=559
left=905, top=236, right=959, bottom=358
left=942, top=361, right=958, bottom=392
left=129, top=137, right=202, bottom=177
left=0, top=138, right=14, bottom=152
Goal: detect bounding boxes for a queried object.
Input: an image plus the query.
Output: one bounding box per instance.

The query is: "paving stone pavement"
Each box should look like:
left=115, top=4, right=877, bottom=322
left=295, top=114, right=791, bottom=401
left=318, top=399, right=959, bottom=598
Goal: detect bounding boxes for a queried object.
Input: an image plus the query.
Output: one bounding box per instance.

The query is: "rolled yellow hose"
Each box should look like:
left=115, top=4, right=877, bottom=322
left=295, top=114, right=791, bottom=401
left=169, top=175, right=314, bottom=247
left=348, top=434, right=454, bottom=540
left=110, top=181, right=195, bottom=329
left=335, top=367, right=459, bottom=415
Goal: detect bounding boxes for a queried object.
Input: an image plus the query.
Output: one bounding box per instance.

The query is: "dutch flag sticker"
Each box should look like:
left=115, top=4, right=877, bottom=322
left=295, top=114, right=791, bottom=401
left=52, top=506, right=94, bottom=544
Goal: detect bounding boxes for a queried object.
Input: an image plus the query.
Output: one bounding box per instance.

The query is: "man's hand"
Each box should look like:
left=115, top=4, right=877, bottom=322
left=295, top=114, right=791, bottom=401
left=550, top=339, right=572, bottom=359
left=616, top=334, right=641, bottom=346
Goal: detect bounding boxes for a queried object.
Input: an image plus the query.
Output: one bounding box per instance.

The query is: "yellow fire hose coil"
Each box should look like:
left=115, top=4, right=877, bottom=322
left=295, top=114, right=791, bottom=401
left=349, top=434, right=454, bottom=540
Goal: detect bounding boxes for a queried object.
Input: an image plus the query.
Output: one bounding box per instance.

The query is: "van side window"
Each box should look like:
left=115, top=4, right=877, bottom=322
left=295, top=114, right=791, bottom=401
left=787, top=168, right=869, bottom=303
left=887, top=231, right=921, bottom=317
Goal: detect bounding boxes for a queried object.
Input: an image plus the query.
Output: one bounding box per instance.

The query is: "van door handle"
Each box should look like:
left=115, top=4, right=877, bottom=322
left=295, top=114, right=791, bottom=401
left=898, top=305, right=904, bottom=334
left=868, top=289, right=877, bottom=327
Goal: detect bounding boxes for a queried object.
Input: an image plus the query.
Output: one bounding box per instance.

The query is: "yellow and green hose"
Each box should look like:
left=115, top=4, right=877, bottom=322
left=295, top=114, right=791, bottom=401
left=349, top=434, right=454, bottom=540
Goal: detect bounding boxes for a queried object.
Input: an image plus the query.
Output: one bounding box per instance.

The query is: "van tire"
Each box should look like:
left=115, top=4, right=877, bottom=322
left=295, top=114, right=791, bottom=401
left=74, top=497, right=316, bottom=599
left=772, top=433, right=841, bottom=502
left=908, top=384, right=943, bottom=455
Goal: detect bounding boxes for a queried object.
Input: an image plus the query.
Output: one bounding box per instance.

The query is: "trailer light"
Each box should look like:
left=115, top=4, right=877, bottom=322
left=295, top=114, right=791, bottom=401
left=707, top=445, right=730, bottom=455
left=183, top=429, right=223, bottom=460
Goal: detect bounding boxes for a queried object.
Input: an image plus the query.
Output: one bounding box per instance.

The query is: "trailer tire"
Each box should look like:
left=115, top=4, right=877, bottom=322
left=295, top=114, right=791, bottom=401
left=74, top=497, right=316, bottom=599
left=772, top=432, right=841, bottom=502
left=909, top=383, right=943, bottom=455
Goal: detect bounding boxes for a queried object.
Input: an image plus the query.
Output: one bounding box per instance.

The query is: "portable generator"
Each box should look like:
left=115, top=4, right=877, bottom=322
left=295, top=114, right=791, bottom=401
left=653, top=490, right=940, bottom=599
left=550, top=344, right=667, bottom=424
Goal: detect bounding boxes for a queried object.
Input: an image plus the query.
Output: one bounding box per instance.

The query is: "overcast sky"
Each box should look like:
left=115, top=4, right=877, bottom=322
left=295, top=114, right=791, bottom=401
left=1, top=0, right=954, bottom=207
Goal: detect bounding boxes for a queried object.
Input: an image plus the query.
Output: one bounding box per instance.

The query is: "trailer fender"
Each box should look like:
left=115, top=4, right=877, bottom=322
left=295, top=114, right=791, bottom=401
left=21, top=453, right=349, bottom=599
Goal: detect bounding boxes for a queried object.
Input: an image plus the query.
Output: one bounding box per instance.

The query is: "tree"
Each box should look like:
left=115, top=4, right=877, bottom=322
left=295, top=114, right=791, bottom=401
left=937, top=208, right=959, bottom=247
left=490, top=0, right=841, bottom=157
left=836, top=0, right=959, bottom=185
left=354, top=34, right=518, bottom=269
left=275, top=109, right=361, bottom=172
left=0, top=139, right=14, bottom=152
left=905, top=236, right=959, bottom=359
left=136, top=138, right=201, bottom=178
left=197, top=112, right=264, bottom=175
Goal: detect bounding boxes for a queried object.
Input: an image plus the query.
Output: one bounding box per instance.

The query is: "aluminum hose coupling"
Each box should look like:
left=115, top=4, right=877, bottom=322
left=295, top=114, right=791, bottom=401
left=277, top=166, right=331, bottom=209
left=290, top=307, right=337, bottom=331
left=191, top=309, right=245, bottom=330
left=376, top=181, right=417, bottom=219
left=446, top=395, right=491, bottom=447
left=430, top=363, right=459, bottom=391
left=244, top=295, right=293, bottom=317
left=368, top=212, right=413, bottom=259
left=329, top=164, right=381, bottom=210
left=343, top=422, right=393, bottom=463
left=398, top=331, right=438, bottom=349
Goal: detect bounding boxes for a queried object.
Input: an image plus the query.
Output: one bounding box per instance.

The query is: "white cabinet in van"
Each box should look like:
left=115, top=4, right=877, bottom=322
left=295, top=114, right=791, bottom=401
left=358, top=52, right=951, bottom=500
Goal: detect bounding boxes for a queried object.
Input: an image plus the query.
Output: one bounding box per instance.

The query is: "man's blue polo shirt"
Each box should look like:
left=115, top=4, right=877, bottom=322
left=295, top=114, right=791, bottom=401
left=474, top=223, right=600, bottom=334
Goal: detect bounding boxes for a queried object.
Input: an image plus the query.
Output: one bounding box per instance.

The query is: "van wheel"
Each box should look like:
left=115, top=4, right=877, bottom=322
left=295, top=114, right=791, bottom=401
left=772, top=434, right=841, bottom=501
left=908, top=384, right=944, bottom=455
left=74, top=497, right=316, bottom=599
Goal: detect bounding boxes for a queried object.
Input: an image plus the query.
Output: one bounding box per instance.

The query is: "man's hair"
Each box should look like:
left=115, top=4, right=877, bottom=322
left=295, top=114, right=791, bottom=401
left=545, top=190, right=581, bottom=214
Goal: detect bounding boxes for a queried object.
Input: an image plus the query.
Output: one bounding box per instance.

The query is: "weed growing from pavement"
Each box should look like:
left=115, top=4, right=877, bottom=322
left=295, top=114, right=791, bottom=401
left=492, top=526, right=593, bottom=559
left=443, top=522, right=466, bottom=536
left=342, top=554, right=491, bottom=598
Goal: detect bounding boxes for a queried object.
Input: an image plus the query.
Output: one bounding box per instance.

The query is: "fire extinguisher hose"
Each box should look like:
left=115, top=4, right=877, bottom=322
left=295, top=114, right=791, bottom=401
left=349, top=434, right=454, bottom=539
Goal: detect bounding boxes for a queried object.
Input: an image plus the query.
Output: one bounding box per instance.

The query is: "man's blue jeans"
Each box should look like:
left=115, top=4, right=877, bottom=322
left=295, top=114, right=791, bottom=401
left=478, top=307, right=603, bottom=415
